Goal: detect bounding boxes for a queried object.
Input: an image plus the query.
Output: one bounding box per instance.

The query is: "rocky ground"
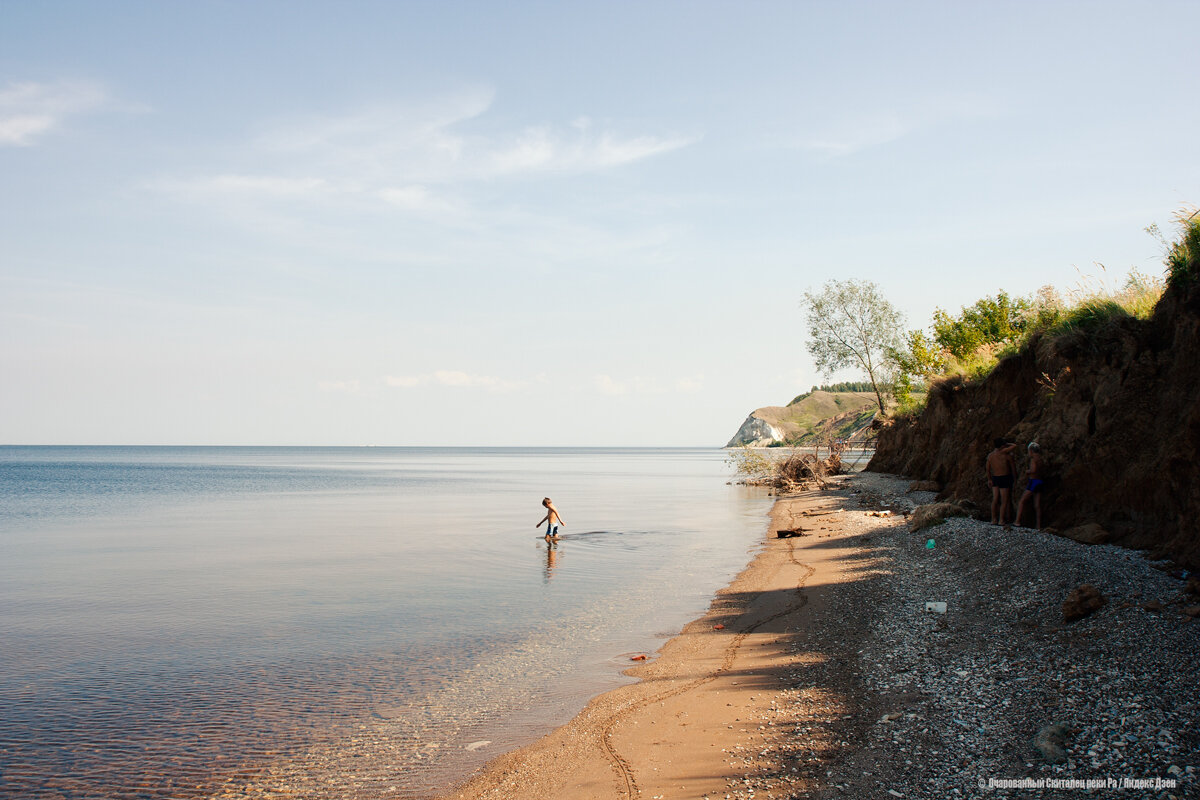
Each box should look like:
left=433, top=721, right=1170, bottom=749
left=726, top=472, right=1199, bottom=800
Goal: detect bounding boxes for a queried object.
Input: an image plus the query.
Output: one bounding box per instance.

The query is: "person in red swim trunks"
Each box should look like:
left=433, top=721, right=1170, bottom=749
left=985, top=438, right=1018, bottom=525
left=1016, top=442, right=1046, bottom=530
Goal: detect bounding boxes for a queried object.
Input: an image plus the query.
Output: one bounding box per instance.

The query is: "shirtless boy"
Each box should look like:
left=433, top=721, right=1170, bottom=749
left=986, top=438, right=1018, bottom=525
left=1015, top=442, right=1045, bottom=530
left=536, top=497, right=565, bottom=540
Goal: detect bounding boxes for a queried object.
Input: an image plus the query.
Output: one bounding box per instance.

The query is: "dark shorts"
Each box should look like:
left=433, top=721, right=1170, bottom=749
left=1026, top=478, right=1044, bottom=493
left=991, top=475, right=1013, bottom=489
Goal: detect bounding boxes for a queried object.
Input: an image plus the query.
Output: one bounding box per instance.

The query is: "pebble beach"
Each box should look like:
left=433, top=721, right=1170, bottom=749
left=443, top=471, right=1200, bottom=800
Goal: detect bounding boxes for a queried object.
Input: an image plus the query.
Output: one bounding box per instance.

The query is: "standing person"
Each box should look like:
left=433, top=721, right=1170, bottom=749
left=1016, top=442, right=1046, bottom=530
left=985, top=438, right=1018, bottom=525
left=536, top=497, right=565, bottom=540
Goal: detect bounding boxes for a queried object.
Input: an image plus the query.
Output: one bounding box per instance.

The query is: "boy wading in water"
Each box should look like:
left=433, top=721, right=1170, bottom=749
left=537, top=497, right=565, bottom=540
left=1016, top=442, right=1046, bottom=530
left=986, top=438, right=1018, bottom=525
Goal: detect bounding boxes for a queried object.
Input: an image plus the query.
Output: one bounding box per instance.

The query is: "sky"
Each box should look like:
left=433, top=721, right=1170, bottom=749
left=2, top=1, right=1198, bottom=446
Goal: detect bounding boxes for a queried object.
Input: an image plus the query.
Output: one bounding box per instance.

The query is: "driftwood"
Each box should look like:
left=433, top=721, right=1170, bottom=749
left=773, top=452, right=842, bottom=491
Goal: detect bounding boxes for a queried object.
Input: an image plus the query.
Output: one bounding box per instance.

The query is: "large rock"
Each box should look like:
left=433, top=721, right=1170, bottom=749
left=1062, top=584, right=1106, bottom=622
left=1061, top=523, right=1114, bottom=545
left=909, top=501, right=970, bottom=531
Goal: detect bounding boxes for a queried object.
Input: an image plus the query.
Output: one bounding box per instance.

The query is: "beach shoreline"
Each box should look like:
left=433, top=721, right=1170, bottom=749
left=437, top=477, right=863, bottom=799
left=439, top=471, right=1199, bottom=800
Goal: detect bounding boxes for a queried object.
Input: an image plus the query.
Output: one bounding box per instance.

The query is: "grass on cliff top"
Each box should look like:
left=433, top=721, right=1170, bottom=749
left=1163, top=207, right=1200, bottom=286
left=893, top=267, right=1167, bottom=416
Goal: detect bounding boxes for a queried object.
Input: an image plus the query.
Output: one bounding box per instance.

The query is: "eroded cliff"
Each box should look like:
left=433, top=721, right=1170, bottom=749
left=869, top=278, right=1200, bottom=569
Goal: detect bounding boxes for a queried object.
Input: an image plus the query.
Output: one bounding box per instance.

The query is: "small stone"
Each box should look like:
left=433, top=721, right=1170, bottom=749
left=1182, top=605, right=1200, bottom=618
left=1032, top=723, right=1071, bottom=764
left=1168, top=765, right=1183, bottom=776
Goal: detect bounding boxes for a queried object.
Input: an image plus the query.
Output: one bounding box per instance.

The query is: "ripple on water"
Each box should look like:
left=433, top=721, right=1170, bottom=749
left=1, top=448, right=770, bottom=798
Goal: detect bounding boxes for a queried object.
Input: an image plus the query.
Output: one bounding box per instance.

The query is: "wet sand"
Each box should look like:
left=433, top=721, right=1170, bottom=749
left=438, top=479, right=861, bottom=800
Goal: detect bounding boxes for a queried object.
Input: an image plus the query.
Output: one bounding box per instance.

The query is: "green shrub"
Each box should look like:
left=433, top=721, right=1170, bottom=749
left=932, top=291, right=1030, bottom=360
left=725, top=448, right=779, bottom=481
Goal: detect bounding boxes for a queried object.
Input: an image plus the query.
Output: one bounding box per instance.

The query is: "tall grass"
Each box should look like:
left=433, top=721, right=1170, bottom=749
left=1164, top=207, right=1200, bottom=286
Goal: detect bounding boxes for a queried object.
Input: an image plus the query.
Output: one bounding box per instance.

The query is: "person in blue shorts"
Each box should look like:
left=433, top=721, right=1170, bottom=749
left=986, top=438, right=1018, bottom=525
left=1016, top=442, right=1046, bottom=530
left=536, top=497, right=565, bottom=540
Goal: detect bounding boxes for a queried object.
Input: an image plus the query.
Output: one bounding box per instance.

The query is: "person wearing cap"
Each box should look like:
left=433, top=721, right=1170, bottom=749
left=1016, top=442, right=1046, bottom=530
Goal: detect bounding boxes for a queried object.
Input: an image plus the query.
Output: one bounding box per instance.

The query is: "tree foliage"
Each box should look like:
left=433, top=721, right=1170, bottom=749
left=801, top=279, right=903, bottom=414
left=788, top=381, right=875, bottom=405
left=930, top=291, right=1030, bottom=360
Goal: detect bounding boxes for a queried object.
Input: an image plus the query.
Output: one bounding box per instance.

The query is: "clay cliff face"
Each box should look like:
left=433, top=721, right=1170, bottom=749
left=869, top=279, right=1200, bottom=569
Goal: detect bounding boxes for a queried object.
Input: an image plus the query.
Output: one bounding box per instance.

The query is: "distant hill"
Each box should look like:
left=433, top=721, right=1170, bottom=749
left=726, top=390, right=879, bottom=447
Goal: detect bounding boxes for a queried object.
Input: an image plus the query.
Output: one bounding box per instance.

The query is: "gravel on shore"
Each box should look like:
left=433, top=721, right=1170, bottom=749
left=722, top=471, right=1199, bottom=800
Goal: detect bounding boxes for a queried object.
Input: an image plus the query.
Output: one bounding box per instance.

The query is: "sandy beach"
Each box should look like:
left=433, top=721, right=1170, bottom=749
left=440, top=471, right=1199, bottom=800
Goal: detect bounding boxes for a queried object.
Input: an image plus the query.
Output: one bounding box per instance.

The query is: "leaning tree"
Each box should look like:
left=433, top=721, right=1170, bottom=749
left=801, top=279, right=904, bottom=414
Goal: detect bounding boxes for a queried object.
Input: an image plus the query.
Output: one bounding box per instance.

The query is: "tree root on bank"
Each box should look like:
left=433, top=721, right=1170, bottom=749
left=738, top=452, right=843, bottom=492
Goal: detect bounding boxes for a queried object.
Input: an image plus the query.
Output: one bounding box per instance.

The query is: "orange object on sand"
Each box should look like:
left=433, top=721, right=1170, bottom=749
left=630, top=654, right=648, bottom=661
left=713, top=624, right=726, bottom=630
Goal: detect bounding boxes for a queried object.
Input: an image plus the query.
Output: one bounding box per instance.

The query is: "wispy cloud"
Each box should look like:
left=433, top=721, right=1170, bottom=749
left=797, top=113, right=912, bottom=157
left=593, top=374, right=629, bottom=396
left=0, top=80, right=107, bottom=146
left=594, top=374, right=705, bottom=396
left=152, top=88, right=695, bottom=210
left=793, top=93, right=1001, bottom=157
left=166, top=174, right=332, bottom=197
left=377, top=184, right=458, bottom=213
left=318, top=379, right=362, bottom=394
left=488, top=125, right=694, bottom=176
left=386, top=370, right=526, bottom=393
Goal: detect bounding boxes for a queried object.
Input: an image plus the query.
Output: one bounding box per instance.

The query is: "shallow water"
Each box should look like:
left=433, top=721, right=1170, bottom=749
left=0, top=447, right=771, bottom=798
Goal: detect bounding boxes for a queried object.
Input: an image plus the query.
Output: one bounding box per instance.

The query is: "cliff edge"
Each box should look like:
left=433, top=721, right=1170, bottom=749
left=868, top=277, right=1200, bottom=569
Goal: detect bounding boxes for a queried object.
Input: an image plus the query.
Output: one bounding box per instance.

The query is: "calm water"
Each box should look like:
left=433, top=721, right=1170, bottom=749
left=0, top=447, right=771, bottom=799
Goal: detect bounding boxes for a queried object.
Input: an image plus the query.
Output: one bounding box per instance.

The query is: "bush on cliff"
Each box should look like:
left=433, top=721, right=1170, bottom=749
left=1162, top=207, right=1200, bottom=286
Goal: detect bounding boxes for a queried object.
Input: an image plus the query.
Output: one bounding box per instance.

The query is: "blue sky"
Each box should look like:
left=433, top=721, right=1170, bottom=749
left=2, top=1, right=1197, bottom=445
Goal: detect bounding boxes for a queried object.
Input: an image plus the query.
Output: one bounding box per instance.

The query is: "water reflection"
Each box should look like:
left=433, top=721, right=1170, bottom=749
left=0, top=447, right=771, bottom=799
left=543, top=539, right=561, bottom=584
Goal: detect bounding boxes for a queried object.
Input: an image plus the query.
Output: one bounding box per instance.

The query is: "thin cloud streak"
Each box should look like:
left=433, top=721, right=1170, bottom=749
left=792, top=93, right=1003, bottom=157
left=0, top=80, right=107, bottom=146
left=150, top=90, right=696, bottom=210
left=386, top=371, right=526, bottom=393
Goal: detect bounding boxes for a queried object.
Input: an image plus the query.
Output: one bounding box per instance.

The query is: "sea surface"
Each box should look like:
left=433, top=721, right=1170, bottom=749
left=0, top=447, right=772, bottom=799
